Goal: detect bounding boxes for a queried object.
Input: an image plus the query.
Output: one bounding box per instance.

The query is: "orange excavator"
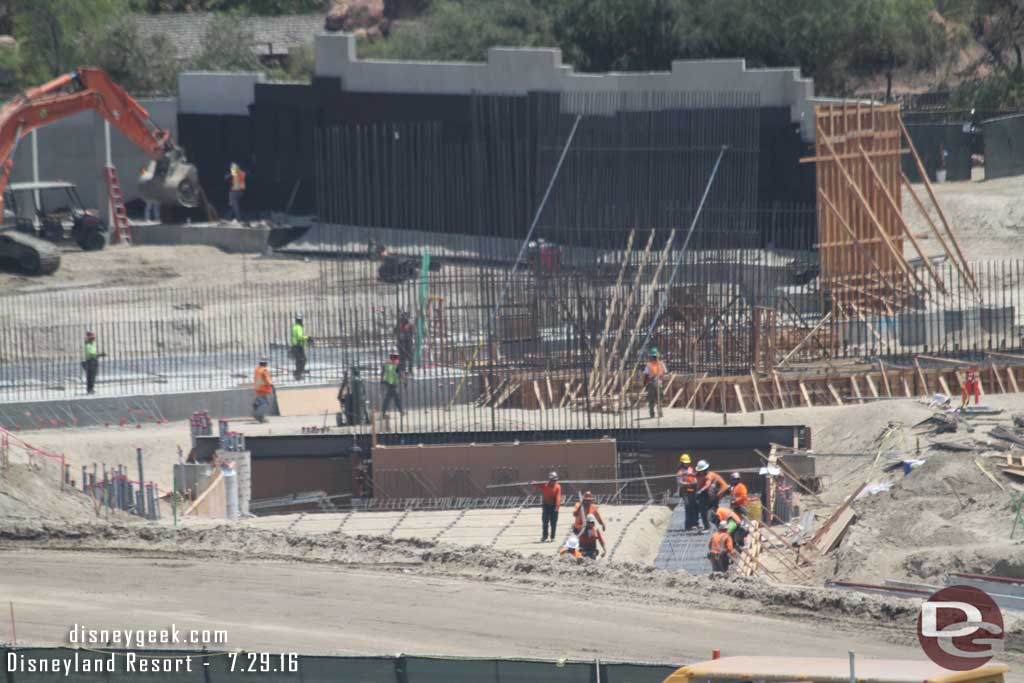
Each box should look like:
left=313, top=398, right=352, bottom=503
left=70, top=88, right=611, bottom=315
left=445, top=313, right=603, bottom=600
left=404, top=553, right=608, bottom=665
left=0, top=67, right=200, bottom=274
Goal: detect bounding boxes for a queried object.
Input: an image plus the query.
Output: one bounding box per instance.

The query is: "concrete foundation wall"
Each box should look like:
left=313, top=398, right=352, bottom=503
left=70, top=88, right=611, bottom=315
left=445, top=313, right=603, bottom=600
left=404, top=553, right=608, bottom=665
left=314, top=33, right=816, bottom=140
left=130, top=223, right=270, bottom=253
left=8, top=99, right=178, bottom=212
left=0, top=386, right=255, bottom=430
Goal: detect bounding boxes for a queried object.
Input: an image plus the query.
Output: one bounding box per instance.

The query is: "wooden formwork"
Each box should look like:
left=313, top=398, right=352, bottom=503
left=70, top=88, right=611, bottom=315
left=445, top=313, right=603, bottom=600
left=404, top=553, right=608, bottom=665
left=805, top=103, right=975, bottom=317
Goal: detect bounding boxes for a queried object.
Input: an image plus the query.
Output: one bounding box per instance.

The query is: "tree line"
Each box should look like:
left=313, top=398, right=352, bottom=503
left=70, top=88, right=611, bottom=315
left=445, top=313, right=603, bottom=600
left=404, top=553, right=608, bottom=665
left=4, top=0, right=1024, bottom=109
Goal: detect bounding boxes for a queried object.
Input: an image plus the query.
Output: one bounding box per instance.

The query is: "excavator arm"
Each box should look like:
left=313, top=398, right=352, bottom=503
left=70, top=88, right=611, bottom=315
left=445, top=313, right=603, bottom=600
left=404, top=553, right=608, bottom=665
left=0, top=67, right=199, bottom=215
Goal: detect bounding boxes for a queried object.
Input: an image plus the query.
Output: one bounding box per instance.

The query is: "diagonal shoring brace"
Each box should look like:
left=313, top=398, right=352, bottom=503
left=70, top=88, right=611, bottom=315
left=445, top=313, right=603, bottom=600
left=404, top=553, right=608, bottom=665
left=447, top=114, right=583, bottom=408
left=624, top=145, right=728, bottom=395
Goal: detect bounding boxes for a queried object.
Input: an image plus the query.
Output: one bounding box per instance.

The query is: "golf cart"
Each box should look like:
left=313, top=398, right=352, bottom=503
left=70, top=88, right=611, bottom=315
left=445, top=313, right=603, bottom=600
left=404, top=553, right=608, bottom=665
left=2, top=180, right=109, bottom=251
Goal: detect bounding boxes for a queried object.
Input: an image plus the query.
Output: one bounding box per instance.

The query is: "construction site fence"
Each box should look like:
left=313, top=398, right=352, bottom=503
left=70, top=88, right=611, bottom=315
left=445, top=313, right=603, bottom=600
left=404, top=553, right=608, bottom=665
left=0, top=648, right=679, bottom=683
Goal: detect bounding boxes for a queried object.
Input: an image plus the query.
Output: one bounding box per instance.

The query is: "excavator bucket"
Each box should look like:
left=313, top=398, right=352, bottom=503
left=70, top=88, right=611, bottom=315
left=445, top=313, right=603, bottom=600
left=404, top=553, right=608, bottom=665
left=137, top=157, right=201, bottom=208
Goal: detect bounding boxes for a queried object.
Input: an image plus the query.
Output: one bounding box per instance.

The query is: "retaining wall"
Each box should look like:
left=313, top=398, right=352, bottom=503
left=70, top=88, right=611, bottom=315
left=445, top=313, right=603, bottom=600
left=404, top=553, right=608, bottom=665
left=129, top=223, right=270, bottom=253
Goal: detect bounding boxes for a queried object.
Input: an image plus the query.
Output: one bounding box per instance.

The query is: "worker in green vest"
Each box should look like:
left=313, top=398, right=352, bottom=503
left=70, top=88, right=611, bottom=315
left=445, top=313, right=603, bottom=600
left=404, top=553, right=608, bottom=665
left=380, top=350, right=403, bottom=418
left=338, top=366, right=369, bottom=426
left=290, top=313, right=312, bottom=381
left=82, top=331, right=105, bottom=394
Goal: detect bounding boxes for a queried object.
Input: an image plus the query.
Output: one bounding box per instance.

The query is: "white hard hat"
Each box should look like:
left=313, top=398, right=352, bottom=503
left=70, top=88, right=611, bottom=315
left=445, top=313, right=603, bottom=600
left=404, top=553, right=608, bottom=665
left=548, top=471, right=559, bottom=480
left=695, top=460, right=710, bottom=472
left=730, top=472, right=741, bottom=480
left=719, top=520, right=729, bottom=530
left=566, top=536, right=580, bottom=550
left=586, top=514, right=597, bottom=524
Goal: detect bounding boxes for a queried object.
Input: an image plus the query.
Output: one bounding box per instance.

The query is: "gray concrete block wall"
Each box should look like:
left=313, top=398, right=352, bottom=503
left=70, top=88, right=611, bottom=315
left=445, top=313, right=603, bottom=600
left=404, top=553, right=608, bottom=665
left=178, top=72, right=266, bottom=115
left=9, top=99, right=179, bottom=212
left=314, top=33, right=817, bottom=140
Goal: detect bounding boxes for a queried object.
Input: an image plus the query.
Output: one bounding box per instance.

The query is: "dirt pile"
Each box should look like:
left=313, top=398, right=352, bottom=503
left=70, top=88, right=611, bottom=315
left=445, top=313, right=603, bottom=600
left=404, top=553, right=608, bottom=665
left=0, top=520, right=923, bottom=632
left=0, top=462, right=106, bottom=522
left=826, top=453, right=1023, bottom=583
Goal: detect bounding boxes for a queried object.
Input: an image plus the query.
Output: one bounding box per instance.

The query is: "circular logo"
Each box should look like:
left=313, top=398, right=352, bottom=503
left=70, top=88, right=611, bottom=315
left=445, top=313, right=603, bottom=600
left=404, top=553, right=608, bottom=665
left=917, top=585, right=1004, bottom=670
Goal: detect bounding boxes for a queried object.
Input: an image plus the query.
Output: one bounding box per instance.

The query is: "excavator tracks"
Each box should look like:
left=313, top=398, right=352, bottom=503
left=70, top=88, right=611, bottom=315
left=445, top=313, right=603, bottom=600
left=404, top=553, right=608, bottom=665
left=0, top=230, right=61, bottom=276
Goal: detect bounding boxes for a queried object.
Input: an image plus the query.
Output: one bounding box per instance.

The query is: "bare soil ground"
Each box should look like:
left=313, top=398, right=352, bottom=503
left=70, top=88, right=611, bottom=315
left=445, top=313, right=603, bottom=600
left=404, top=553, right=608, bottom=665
left=0, top=245, right=325, bottom=293
left=1, top=524, right=1020, bottom=672
left=904, top=176, right=1024, bottom=262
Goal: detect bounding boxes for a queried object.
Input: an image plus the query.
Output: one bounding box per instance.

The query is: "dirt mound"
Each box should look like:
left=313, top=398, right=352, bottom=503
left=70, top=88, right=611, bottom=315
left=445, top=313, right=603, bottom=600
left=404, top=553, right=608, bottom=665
left=0, top=520, right=923, bottom=634
left=825, top=453, right=1024, bottom=583
left=0, top=462, right=105, bottom=522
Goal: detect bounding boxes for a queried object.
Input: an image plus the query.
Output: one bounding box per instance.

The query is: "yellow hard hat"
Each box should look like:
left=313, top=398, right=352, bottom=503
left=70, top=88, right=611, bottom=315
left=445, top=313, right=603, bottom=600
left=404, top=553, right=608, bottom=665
left=679, top=453, right=691, bottom=464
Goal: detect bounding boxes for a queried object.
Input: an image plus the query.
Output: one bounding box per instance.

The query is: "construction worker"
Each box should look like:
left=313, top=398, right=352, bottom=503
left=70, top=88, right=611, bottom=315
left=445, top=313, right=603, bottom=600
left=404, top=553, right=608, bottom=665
left=82, top=331, right=105, bottom=395
left=380, top=350, right=403, bottom=418
left=396, top=311, right=415, bottom=377
left=729, top=472, right=749, bottom=517
left=338, top=366, right=369, bottom=426
left=290, top=314, right=312, bottom=380
left=961, top=367, right=981, bottom=409
left=572, top=490, right=606, bottom=534
left=559, top=535, right=583, bottom=559
left=695, top=460, right=729, bottom=529
left=643, top=348, right=667, bottom=418
left=225, top=162, right=246, bottom=221
left=253, top=357, right=273, bottom=423
left=140, top=167, right=160, bottom=222
left=707, top=520, right=735, bottom=573
left=577, top=514, right=605, bottom=559
left=715, top=506, right=748, bottom=548
left=531, top=471, right=562, bottom=542
left=676, top=454, right=705, bottom=532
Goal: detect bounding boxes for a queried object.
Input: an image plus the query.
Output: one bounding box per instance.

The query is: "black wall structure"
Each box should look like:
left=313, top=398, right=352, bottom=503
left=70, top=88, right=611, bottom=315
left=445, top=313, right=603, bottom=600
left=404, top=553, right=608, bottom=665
left=177, top=78, right=816, bottom=247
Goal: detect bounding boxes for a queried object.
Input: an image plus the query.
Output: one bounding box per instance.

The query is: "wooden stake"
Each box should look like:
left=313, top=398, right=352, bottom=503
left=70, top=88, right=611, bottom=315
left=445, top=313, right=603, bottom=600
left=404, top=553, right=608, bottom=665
left=778, top=312, right=832, bottom=367
left=864, top=374, right=880, bottom=398
left=860, top=149, right=945, bottom=293
left=750, top=370, right=764, bottom=412
left=914, top=358, right=929, bottom=396
left=799, top=381, right=813, bottom=407
left=733, top=383, right=748, bottom=414
left=990, top=357, right=1006, bottom=394
left=772, top=370, right=788, bottom=409
left=683, top=372, right=709, bottom=410
left=879, top=359, right=892, bottom=397
left=827, top=382, right=844, bottom=406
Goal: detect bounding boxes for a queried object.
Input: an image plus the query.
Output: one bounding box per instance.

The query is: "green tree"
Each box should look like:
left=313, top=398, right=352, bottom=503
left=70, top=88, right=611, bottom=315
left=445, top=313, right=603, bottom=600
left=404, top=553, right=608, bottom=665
left=848, top=0, right=947, bottom=100
left=551, top=0, right=687, bottom=72
left=191, top=14, right=264, bottom=71
left=12, top=0, right=128, bottom=81
left=684, top=0, right=861, bottom=95
left=361, top=0, right=554, bottom=62
left=128, top=0, right=324, bottom=13
left=92, top=17, right=180, bottom=95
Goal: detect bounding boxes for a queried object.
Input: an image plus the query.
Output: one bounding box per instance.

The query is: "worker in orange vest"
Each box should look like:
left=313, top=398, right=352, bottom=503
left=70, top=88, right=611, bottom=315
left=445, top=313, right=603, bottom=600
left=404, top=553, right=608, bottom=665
left=715, top=506, right=748, bottom=548
left=695, top=460, right=729, bottom=530
left=559, top=535, right=583, bottom=560
left=531, top=471, right=562, bottom=542
left=707, top=520, right=735, bottom=573
left=577, top=514, right=605, bottom=559
left=643, top=348, right=667, bottom=418
left=961, top=367, right=981, bottom=409
left=676, top=453, right=705, bottom=532
left=252, top=357, right=273, bottom=423
left=572, top=491, right=606, bottom=534
left=225, top=162, right=246, bottom=222
left=728, top=472, right=749, bottom=517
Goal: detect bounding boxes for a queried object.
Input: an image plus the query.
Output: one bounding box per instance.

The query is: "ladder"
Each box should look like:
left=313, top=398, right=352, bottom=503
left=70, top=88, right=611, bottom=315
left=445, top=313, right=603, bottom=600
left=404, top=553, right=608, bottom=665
left=104, top=166, right=132, bottom=245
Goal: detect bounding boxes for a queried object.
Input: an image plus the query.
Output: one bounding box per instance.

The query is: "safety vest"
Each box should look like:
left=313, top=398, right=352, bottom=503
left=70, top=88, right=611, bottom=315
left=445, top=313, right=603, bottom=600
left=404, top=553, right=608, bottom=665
left=291, top=322, right=307, bottom=348
left=231, top=168, right=246, bottom=191
left=382, top=361, right=399, bottom=386
left=84, top=340, right=98, bottom=360
left=254, top=366, right=273, bottom=395
left=677, top=466, right=697, bottom=492
left=645, top=360, right=666, bottom=378
left=709, top=531, right=733, bottom=554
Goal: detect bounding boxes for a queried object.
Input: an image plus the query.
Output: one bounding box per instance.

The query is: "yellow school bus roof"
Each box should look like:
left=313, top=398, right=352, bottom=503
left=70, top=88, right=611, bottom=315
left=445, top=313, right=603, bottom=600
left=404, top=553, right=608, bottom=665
left=663, top=656, right=1009, bottom=683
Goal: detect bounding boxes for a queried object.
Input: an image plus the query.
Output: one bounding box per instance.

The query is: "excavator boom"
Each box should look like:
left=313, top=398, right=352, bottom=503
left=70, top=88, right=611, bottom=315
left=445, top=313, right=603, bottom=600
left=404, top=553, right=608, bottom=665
left=0, top=67, right=199, bottom=213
